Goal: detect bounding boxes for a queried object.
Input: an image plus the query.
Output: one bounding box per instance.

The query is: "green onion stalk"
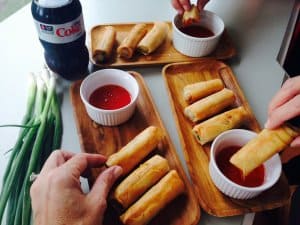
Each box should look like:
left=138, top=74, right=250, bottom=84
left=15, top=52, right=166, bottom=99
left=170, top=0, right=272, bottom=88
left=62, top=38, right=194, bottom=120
left=0, top=68, right=63, bottom=225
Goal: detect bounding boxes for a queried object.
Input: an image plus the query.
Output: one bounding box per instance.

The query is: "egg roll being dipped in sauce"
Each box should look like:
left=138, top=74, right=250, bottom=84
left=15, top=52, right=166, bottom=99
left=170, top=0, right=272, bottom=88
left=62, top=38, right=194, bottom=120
left=230, top=124, right=299, bottom=176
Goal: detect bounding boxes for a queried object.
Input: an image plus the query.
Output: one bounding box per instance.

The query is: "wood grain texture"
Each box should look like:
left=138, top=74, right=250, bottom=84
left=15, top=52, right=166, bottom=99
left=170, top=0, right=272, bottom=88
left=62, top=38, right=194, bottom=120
left=162, top=60, right=291, bottom=217
left=70, top=71, right=200, bottom=225
left=89, top=22, right=236, bottom=68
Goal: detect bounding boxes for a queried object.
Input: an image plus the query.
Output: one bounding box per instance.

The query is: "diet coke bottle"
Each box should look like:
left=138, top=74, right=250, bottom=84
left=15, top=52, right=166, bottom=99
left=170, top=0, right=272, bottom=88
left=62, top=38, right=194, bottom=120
left=31, top=0, right=89, bottom=80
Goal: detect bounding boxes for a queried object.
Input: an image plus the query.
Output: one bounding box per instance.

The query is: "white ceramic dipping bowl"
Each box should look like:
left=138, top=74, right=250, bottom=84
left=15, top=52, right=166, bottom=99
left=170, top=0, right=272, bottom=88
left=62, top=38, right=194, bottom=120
left=172, top=10, right=225, bottom=57
left=80, top=69, right=139, bottom=126
left=209, top=129, right=282, bottom=199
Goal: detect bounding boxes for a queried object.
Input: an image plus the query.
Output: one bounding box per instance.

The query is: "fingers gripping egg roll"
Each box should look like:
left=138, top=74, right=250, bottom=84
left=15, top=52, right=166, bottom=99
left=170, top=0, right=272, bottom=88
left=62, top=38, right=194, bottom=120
left=183, top=78, right=224, bottom=104
left=230, top=124, right=299, bottom=176
left=137, top=22, right=169, bottom=55
left=193, top=106, right=249, bottom=145
left=106, top=126, right=164, bottom=175
left=92, top=26, right=116, bottom=63
left=117, top=23, right=148, bottom=59
left=120, top=170, right=185, bottom=225
left=112, top=155, right=170, bottom=209
left=184, top=88, right=236, bottom=123
left=182, top=4, right=200, bottom=27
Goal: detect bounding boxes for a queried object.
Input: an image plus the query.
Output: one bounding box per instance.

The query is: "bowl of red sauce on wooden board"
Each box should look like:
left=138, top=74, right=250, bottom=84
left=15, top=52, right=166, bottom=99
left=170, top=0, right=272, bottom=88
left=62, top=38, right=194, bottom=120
left=209, top=129, right=282, bottom=199
left=172, top=10, right=224, bottom=57
left=80, top=69, right=139, bottom=126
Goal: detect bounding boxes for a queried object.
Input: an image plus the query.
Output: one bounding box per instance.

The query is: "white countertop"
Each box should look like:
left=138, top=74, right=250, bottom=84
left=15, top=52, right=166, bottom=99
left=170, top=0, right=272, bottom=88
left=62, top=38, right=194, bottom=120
left=0, top=0, right=295, bottom=224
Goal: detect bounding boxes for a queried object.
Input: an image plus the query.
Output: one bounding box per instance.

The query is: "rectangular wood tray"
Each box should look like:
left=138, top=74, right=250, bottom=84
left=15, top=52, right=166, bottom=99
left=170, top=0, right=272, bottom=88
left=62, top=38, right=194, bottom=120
left=70, top=71, right=200, bottom=225
left=162, top=60, right=291, bottom=217
left=89, top=22, right=236, bottom=68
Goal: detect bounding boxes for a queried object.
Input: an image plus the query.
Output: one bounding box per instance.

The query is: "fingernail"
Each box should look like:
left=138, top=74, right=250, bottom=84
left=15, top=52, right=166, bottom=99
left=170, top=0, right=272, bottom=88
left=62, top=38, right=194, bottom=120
left=264, top=119, right=270, bottom=128
left=114, top=166, right=123, bottom=177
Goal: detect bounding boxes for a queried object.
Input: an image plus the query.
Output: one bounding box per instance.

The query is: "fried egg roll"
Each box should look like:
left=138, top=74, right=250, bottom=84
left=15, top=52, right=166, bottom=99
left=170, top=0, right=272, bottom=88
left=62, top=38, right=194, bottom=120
left=106, top=126, right=164, bottom=175
left=193, top=106, right=249, bottom=145
left=182, top=4, right=200, bottom=27
left=120, top=170, right=185, bottom=225
left=92, top=26, right=116, bottom=63
left=117, top=23, right=148, bottom=59
left=183, top=78, right=224, bottom=104
left=230, top=124, right=299, bottom=176
left=137, top=22, right=169, bottom=55
left=112, top=155, right=170, bottom=209
left=184, top=88, right=235, bottom=123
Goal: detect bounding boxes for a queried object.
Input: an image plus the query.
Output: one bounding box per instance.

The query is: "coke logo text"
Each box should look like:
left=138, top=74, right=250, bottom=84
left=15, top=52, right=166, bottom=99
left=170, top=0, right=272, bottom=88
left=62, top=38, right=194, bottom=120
left=56, top=21, right=81, bottom=37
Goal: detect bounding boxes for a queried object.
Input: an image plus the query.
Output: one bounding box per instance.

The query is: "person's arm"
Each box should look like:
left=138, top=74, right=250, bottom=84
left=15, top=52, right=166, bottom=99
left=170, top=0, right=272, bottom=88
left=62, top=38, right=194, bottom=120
left=265, top=76, right=300, bottom=147
left=30, top=150, right=122, bottom=225
left=171, top=0, right=210, bottom=14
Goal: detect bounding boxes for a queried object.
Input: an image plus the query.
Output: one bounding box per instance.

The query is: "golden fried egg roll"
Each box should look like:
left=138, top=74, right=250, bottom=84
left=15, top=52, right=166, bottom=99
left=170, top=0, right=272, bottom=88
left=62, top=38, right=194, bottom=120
left=137, top=22, right=169, bottom=55
left=92, top=26, right=116, bottom=63
left=120, top=170, right=185, bottom=225
left=230, top=124, right=299, bottom=176
left=117, top=23, right=148, bottom=59
left=183, top=78, right=224, bottom=104
left=182, top=4, right=200, bottom=27
left=184, top=88, right=235, bottom=123
left=106, top=126, right=164, bottom=175
left=193, top=106, right=249, bottom=145
left=112, top=155, right=170, bottom=209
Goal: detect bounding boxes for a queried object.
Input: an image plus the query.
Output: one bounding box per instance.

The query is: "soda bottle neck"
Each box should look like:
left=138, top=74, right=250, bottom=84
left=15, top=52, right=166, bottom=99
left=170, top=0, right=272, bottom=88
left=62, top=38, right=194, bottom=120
left=34, top=0, right=72, bottom=8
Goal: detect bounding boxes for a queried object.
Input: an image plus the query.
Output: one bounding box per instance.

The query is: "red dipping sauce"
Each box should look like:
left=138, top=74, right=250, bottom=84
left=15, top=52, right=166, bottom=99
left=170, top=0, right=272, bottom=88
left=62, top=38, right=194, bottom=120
left=179, top=25, right=214, bottom=38
left=216, top=146, right=265, bottom=187
left=89, top=84, right=131, bottom=110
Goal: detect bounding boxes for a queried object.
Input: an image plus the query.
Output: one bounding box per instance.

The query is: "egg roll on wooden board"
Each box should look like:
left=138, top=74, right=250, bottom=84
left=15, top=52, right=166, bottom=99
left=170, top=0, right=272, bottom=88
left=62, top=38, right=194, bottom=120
left=117, top=23, right=148, bottom=59
left=184, top=88, right=236, bottom=123
left=91, top=25, right=116, bottom=63
left=120, top=170, right=185, bottom=225
left=230, top=124, right=299, bottom=176
left=193, top=106, right=249, bottom=145
left=70, top=71, right=200, bottom=225
left=106, top=126, right=165, bottom=176
left=137, top=21, right=169, bottom=55
left=111, top=155, right=170, bottom=209
left=183, top=78, right=224, bottom=104
left=162, top=60, right=290, bottom=217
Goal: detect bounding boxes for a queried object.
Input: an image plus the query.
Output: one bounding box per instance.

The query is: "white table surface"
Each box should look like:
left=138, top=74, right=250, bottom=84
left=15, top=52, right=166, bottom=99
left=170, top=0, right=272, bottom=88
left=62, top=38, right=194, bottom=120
left=0, top=0, right=295, bottom=225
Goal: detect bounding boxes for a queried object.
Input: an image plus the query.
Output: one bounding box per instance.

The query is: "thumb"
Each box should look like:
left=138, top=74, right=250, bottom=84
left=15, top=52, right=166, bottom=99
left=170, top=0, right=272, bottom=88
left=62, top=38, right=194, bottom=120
left=88, top=166, right=123, bottom=206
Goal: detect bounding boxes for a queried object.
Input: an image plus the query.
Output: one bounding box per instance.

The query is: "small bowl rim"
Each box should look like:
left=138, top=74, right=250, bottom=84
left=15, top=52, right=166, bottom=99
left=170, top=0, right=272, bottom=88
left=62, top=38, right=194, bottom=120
left=172, top=10, right=225, bottom=41
left=210, top=128, right=282, bottom=192
left=79, top=69, right=140, bottom=113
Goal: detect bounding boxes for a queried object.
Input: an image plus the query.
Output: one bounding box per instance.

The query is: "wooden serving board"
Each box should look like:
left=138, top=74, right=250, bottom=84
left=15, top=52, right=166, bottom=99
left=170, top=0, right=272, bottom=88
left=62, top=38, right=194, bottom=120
left=162, top=60, right=291, bottom=217
left=70, top=71, right=200, bottom=225
left=89, top=22, right=236, bottom=68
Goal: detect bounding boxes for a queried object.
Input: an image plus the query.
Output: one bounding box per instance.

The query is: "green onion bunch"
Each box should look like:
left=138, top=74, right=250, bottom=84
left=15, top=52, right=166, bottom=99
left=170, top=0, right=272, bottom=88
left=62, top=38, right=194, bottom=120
left=0, top=68, right=63, bottom=225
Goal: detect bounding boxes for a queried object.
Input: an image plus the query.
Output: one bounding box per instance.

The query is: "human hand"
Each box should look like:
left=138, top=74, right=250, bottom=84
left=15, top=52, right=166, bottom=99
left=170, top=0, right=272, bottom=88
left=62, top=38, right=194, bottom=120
left=171, top=0, right=210, bottom=14
left=265, top=76, right=300, bottom=147
left=30, top=150, right=122, bottom=225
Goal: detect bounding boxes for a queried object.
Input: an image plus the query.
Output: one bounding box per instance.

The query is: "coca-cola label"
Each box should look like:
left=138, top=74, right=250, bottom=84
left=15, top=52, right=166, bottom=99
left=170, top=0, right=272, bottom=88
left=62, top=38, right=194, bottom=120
left=34, top=14, right=85, bottom=44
